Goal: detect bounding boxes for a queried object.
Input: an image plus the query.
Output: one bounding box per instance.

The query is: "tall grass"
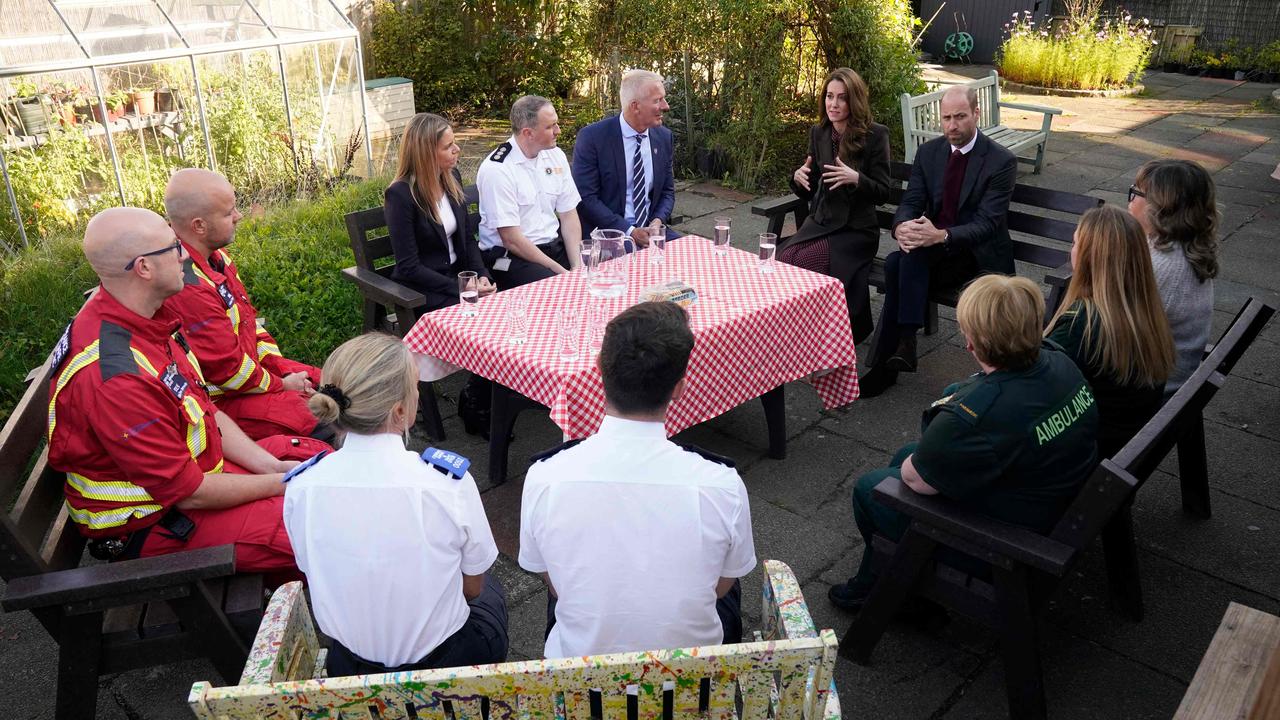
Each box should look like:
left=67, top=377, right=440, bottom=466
left=0, top=178, right=387, bottom=425
left=998, top=11, right=1155, bottom=90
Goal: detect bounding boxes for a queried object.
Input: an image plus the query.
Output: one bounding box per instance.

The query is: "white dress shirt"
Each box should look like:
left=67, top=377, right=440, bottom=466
left=476, top=135, right=581, bottom=250
left=620, top=114, right=654, bottom=228
left=283, top=433, right=498, bottom=666
left=519, top=416, right=757, bottom=658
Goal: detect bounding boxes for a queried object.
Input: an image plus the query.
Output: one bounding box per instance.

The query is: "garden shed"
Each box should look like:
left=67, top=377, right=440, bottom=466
left=0, top=0, right=372, bottom=251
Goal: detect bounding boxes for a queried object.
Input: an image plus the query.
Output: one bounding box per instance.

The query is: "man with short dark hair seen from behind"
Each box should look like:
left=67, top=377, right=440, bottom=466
left=861, top=85, right=1018, bottom=397
left=519, top=301, right=757, bottom=657
left=829, top=275, right=1099, bottom=613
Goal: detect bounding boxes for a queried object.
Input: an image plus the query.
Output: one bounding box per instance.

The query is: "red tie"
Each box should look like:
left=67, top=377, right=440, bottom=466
left=938, top=148, right=967, bottom=229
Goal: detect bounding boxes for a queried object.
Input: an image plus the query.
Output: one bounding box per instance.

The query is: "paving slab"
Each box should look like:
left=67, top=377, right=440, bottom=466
left=670, top=191, right=736, bottom=222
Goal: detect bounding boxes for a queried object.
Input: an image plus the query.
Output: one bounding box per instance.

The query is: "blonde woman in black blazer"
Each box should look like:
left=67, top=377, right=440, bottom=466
left=386, top=112, right=495, bottom=315
left=783, top=68, right=892, bottom=343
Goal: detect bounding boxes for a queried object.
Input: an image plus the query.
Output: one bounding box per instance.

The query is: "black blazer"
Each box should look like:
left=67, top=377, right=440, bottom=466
left=787, top=122, right=893, bottom=238
left=891, top=132, right=1017, bottom=275
left=386, top=170, right=490, bottom=310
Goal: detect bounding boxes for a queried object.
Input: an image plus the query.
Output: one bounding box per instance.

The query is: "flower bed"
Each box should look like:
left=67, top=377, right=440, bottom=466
left=997, top=10, right=1155, bottom=90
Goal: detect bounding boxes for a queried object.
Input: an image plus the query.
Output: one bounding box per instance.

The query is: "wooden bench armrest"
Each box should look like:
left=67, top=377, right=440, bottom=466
left=339, top=266, right=426, bottom=309
left=873, top=478, right=1074, bottom=576
left=238, top=581, right=322, bottom=685
left=1044, top=261, right=1073, bottom=289
left=999, top=101, right=1063, bottom=115
left=2, top=545, right=236, bottom=612
left=762, top=559, right=817, bottom=640
left=750, top=194, right=806, bottom=218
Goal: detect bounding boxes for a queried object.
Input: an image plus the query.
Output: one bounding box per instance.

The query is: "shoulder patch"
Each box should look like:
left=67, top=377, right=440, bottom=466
left=50, top=321, right=73, bottom=372
left=677, top=443, right=736, bottom=468
left=530, top=438, right=583, bottom=464
left=182, top=258, right=200, bottom=286
left=946, top=380, right=1001, bottom=425
left=98, top=321, right=140, bottom=381
left=489, top=142, right=512, bottom=163
left=422, top=447, right=471, bottom=479
left=282, top=450, right=329, bottom=483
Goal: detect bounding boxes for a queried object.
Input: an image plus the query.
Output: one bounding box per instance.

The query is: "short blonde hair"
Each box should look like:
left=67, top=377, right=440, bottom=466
left=956, top=274, right=1044, bottom=370
left=309, top=333, right=417, bottom=434
left=620, top=69, right=663, bottom=109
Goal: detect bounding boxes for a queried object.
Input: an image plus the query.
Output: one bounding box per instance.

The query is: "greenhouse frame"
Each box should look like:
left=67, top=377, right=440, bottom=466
left=0, top=0, right=373, bottom=251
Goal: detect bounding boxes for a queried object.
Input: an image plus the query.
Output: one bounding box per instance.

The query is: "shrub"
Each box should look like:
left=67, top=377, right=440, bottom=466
left=997, top=10, right=1154, bottom=90
left=0, top=179, right=384, bottom=425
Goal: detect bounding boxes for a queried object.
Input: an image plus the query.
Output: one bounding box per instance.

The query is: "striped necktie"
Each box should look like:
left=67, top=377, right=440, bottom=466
left=631, top=133, right=648, bottom=228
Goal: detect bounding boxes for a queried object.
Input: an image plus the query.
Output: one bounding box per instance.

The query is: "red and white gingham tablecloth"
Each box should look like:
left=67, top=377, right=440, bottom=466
left=403, top=235, right=859, bottom=439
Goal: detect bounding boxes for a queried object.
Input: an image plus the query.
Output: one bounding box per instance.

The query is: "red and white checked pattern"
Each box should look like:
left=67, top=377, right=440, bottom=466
left=403, top=235, right=860, bottom=438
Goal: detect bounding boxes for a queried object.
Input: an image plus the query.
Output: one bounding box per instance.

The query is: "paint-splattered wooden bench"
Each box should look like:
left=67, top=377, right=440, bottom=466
left=189, top=559, right=841, bottom=720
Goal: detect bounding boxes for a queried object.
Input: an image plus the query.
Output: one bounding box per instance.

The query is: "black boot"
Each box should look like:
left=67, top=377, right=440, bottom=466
left=885, top=332, right=918, bottom=373
left=858, top=365, right=899, bottom=398
left=458, top=376, right=492, bottom=440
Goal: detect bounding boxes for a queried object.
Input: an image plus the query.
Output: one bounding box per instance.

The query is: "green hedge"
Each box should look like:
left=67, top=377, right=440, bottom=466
left=0, top=179, right=386, bottom=426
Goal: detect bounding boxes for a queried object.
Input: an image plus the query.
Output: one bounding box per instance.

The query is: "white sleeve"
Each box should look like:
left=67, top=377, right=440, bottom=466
left=477, top=163, right=522, bottom=229
left=517, top=468, right=548, bottom=573
left=720, top=475, right=758, bottom=578
left=455, top=474, right=499, bottom=576
left=554, top=150, right=581, bottom=213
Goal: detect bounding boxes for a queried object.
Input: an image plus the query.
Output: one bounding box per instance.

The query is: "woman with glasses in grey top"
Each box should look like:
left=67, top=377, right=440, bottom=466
left=1127, top=160, right=1219, bottom=395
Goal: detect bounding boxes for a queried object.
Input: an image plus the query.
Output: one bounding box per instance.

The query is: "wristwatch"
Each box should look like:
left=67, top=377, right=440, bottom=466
left=942, top=230, right=951, bottom=249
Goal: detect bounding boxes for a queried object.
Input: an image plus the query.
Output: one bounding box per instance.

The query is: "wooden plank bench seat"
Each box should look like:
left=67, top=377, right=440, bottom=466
left=751, top=161, right=1102, bottom=336
left=190, top=560, right=842, bottom=720
left=840, top=297, right=1276, bottom=719
left=904, top=70, right=1062, bottom=174
left=0, top=316, right=269, bottom=720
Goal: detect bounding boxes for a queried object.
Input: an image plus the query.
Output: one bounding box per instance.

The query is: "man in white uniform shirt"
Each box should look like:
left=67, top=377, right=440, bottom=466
left=519, top=302, right=757, bottom=658
left=477, top=94, right=583, bottom=288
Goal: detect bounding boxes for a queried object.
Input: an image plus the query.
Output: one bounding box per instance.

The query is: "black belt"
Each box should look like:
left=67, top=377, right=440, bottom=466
left=87, top=507, right=193, bottom=561
left=482, top=240, right=564, bottom=264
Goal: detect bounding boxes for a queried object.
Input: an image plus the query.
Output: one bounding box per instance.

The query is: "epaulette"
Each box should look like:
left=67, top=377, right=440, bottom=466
left=422, top=447, right=470, bottom=480
left=181, top=258, right=200, bottom=285
left=943, top=381, right=1001, bottom=426
left=282, top=450, right=329, bottom=483
left=529, top=438, right=584, bottom=464
left=677, top=443, right=736, bottom=468
left=489, top=142, right=512, bottom=163
left=50, top=320, right=73, bottom=372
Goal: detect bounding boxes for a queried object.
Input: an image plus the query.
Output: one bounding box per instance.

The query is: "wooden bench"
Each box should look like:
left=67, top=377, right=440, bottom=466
left=0, top=326, right=267, bottom=720
left=1175, top=602, right=1280, bottom=719
left=341, top=185, right=483, bottom=442
left=839, top=296, right=1275, bottom=719
left=903, top=70, right=1062, bottom=175
left=190, top=559, right=841, bottom=720
left=751, top=161, right=1101, bottom=336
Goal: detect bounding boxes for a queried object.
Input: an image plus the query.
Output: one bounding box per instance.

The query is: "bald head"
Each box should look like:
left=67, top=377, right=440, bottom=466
left=942, top=85, right=979, bottom=111
left=939, top=85, right=980, bottom=148
left=84, top=207, right=173, bottom=281
left=165, top=168, right=242, bottom=253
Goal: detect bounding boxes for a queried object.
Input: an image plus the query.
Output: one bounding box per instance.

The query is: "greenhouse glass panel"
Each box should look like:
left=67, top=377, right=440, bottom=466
left=253, top=0, right=350, bottom=36
left=60, top=1, right=185, bottom=57
left=162, top=0, right=274, bottom=47
left=0, top=4, right=86, bottom=71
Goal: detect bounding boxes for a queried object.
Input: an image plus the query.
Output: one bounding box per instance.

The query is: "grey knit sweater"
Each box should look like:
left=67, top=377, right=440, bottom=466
left=1149, top=239, right=1213, bottom=394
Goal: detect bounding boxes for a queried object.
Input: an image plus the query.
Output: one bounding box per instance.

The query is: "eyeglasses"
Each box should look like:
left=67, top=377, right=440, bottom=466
left=124, top=238, right=183, bottom=271
left=1127, top=185, right=1146, bottom=203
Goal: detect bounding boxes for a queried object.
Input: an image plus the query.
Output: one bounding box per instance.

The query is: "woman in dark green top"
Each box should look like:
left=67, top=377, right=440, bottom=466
left=1046, top=206, right=1176, bottom=458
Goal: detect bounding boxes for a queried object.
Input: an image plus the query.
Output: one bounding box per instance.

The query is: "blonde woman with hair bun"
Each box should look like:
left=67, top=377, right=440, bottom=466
left=283, top=332, right=507, bottom=677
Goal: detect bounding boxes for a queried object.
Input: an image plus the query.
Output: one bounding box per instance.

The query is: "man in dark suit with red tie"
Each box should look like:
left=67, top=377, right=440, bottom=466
left=860, top=85, right=1018, bottom=397
left=571, top=69, right=680, bottom=249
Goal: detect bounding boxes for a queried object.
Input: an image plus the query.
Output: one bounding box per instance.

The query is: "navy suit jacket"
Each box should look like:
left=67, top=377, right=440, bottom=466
left=571, top=114, right=677, bottom=240
left=891, top=132, right=1017, bottom=275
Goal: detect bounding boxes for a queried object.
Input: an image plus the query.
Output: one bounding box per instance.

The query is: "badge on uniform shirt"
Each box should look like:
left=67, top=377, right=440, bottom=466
left=216, top=281, right=235, bottom=309
left=160, top=363, right=190, bottom=400
left=281, top=450, right=328, bottom=483
left=422, top=447, right=470, bottom=479
left=50, top=321, right=73, bottom=371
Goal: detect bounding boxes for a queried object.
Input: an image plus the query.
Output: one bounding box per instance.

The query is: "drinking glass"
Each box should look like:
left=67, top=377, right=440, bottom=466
left=649, top=222, right=666, bottom=265
left=587, top=299, right=608, bottom=354
left=713, top=216, right=732, bottom=256
left=579, top=233, right=596, bottom=277
left=504, top=288, right=529, bottom=345
left=556, top=307, right=580, bottom=359
left=457, top=271, right=479, bottom=316
left=757, top=232, right=777, bottom=274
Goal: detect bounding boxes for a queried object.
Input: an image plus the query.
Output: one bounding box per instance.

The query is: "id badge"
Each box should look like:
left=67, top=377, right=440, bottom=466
left=493, top=256, right=512, bottom=272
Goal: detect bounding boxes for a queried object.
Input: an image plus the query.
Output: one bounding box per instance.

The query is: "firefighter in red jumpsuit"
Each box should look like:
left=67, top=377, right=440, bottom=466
left=161, top=168, right=323, bottom=440
left=48, top=207, right=329, bottom=578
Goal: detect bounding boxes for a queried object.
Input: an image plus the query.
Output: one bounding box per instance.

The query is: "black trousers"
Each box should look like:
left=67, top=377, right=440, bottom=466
left=543, top=579, right=743, bottom=646
left=482, top=241, right=569, bottom=289
left=326, top=574, right=508, bottom=676
left=872, top=246, right=978, bottom=365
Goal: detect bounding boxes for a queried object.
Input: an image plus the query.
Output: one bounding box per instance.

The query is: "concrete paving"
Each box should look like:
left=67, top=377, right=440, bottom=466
left=1, top=68, right=1278, bottom=719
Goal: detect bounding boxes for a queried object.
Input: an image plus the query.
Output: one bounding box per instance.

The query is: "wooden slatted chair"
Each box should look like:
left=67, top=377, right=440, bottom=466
left=838, top=297, right=1276, bottom=719
left=1, top=339, right=265, bottom=720
left=190, top=560, right=841, bottom=720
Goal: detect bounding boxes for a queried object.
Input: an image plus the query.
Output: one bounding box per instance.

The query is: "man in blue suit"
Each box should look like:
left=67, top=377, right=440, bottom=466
left=572, top=70, right=679, bottom=249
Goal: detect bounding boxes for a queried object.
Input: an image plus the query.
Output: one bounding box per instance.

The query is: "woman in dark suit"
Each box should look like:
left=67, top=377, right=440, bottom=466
left=386, top=112, right=495, bottom=314
left=386, top=112, right=497, bottom=437
left=782, top=67, right=892, bottom=343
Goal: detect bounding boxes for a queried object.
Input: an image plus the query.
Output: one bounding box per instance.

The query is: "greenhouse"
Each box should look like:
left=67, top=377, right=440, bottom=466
left=0, top=0, right=372, bottom=251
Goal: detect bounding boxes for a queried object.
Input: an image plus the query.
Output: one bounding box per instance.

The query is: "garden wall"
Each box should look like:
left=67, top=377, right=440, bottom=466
left=1100, top=0, right=1280, bottom=49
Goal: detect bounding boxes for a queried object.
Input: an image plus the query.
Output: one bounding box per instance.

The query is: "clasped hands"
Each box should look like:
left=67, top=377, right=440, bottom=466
left=629, top=218, right=666, bottom=248
left=894, top=216, right=947, bottom=253
left=791, top=155, right=860, bottom=192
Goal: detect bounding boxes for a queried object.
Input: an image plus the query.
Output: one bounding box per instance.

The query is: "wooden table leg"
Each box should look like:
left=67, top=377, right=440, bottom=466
left=488, top=383, right=544, bottom=485
left=760, top=385, right=786, bottom=460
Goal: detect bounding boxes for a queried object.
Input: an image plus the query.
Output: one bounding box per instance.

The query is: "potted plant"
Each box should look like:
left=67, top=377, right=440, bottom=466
left=130, top=87, right=155, bottom=115
left=12, top=79, right=50, bottom=135
left=107, top=90, right=128, bottom=120
left=155, top=85, right=180, bottom=112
